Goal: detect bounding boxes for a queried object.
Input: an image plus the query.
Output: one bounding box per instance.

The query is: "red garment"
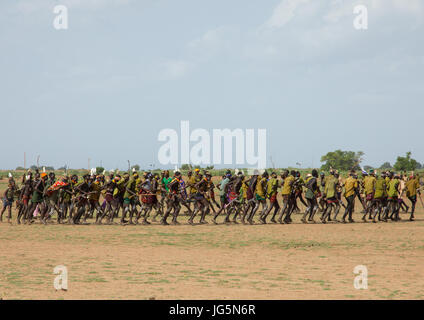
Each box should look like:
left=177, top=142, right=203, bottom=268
left=46, top=181, right=68, bottom=196
left=48, top=181, right=68, bottom=192
left=228, top=191, right=237, bottom=201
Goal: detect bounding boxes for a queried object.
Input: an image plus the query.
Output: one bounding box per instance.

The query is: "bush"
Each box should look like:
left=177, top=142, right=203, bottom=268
left=96, top=167, right=105, bottom=174
left=394, top=152, right=419, bottom=172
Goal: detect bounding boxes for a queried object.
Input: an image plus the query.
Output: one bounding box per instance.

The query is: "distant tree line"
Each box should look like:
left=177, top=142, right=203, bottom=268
left=320, top=150, right=422, bottom=172
left=10, top=151, right=422, bottom=174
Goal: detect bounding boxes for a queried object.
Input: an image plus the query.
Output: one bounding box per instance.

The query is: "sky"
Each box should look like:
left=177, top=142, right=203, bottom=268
left=0, top=0, right=423, bottom=170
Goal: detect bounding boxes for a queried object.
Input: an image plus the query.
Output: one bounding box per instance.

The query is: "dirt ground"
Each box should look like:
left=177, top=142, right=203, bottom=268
left=0, top=199, right=423, bottom=300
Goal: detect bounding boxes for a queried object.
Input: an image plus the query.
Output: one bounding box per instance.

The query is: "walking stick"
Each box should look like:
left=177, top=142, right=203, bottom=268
left=212, top=198, right=221, bottom=209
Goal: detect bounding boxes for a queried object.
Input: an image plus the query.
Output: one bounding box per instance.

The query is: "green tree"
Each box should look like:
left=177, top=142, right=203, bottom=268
left=96, top=167, right=105, bottom=174
left=379, top=162, right=392, bottom=170
left=394, top=152, right=419, bottom=171
left=181, top=164, right=190, bottom=170
left=363, top=165, right=373, bottom=172
left=131, top=164, right=140, bottom=172
left=320, top=150, right=364, bottom=171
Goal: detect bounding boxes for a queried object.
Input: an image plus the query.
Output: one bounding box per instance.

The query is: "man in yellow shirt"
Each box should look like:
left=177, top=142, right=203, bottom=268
left=261, top=172, right=280, bottom=224
left=405, top=173, right=421, bottom=221
left=342, top=171, right=358, bottom=223
left=321, top=170, right=340, bottom=223
left=278, top=170, right=295, bottom=224
left=188, top=169, right=201, bottom=195
left=248, top=171, right=269, bottom=224
left=372, top=171, right=387, bottom=222
left=363, top=169, right=376, bottom=221
left=387, top=172, right=400, bottom=221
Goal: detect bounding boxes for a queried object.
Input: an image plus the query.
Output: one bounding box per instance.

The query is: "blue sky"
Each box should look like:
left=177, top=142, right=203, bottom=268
left=0, top=0, right=423, bottom=170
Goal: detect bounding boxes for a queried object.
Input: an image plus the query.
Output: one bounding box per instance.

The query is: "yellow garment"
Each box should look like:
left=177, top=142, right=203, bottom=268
left=88, top=181, right=102, bottom=201
left=189, top=175, right=200, bottom=193
left=113, top=178, right=126, bottom=197
left=364, top=176, right=376, bottom=195
left=344, top=177, right=358, bottom=198
left=281, top=175, right=295, bottom=196
left=405, top=178, right=420, bottom=197
left=255, top=177, right=266, bottom=197
left=241, top=180, right=248, bottom=199
left=135, top=177, right=143, bottom=188
left=267, top=177, right=279, bottom=197
left=374, top=177, right=386, bottom=199
left=324, top=175, right=337, bottom=198
left=388, top=179, right=399, bottom=198
left=385, top=177, right=391, bottom=193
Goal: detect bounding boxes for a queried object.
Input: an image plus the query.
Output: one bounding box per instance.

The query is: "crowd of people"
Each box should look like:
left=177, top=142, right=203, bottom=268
left=0, top=167, right=422, bottom=226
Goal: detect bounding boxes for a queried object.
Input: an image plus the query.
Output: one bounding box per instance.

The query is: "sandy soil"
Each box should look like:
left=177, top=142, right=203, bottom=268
left=0, top=201, right=423, bottom=300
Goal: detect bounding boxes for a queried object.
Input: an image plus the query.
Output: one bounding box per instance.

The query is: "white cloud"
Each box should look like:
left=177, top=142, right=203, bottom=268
left=263, top=0, right=423, bottom=30
left=14, top=1, right=45, bottom=14
left=188, top=27, right=227, bottom=50
left=324, top=0, right=360, bottom=23
left=187, top=26, right=239, bottom=58
left=12, top=0, right=133, bottom=14
left=261, top=0, right=311, bottom=29
left=62, top=0, right=133, bottom=9
left=372, top=0, right=422, bottom=13
left=154, top=0, right=424, bottom=76
left=164, top=26, right=240, bottom=77
left=161, top=60, right=193, bottom=79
